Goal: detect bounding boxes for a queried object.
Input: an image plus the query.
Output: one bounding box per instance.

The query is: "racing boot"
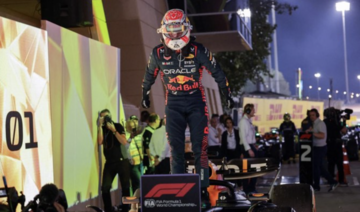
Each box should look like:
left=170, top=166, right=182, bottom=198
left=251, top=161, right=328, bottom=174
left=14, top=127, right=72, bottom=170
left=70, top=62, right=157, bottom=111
left=201, top=188, right=211, bottom=209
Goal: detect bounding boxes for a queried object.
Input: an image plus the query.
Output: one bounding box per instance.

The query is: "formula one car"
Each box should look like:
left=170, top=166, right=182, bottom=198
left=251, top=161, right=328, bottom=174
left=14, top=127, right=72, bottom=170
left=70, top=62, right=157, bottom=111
left=121, top=157, right=315, bottom=212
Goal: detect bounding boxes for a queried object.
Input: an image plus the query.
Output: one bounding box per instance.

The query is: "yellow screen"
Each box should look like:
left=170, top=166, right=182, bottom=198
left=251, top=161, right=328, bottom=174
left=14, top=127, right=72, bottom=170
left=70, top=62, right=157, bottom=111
left=45, top=21, right=121, bottom=206
left=0, top=17, right=122, bottom=210
left=0, top=17, right=53, bottom=203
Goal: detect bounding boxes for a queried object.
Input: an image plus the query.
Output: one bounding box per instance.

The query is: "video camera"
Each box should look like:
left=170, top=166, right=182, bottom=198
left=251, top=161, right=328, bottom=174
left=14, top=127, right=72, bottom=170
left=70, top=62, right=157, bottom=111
left=324, top=107, right=353, bottom=127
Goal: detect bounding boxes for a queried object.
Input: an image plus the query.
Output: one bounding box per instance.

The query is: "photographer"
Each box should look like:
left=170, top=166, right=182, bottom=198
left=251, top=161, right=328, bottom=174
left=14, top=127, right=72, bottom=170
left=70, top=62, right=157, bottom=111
left=125, top=118, right=144, bottom=193
left=97, top=109, right=130, bottom=212
left=324, top=107, right=348, bottom=184
left=22, top=184, right=68, bottom=212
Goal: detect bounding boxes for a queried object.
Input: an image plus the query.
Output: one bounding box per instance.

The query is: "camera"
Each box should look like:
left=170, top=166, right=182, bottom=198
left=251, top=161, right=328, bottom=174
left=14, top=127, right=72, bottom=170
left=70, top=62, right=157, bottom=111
left=23, top=184, right=68, bottom=212
left=324, top=107, right=353, bottom=126
left=103, top=115, right=113, bottom=125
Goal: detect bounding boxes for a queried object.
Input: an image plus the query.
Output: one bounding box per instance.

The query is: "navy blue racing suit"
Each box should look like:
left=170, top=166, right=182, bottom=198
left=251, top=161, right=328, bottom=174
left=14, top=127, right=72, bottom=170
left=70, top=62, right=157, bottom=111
left=142, top=42, right=231, bottom=188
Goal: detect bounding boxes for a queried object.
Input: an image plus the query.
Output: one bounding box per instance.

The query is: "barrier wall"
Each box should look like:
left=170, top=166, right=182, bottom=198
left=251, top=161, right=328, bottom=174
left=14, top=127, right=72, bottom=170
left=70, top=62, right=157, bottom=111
left=243, top=97, right=324, bottom=134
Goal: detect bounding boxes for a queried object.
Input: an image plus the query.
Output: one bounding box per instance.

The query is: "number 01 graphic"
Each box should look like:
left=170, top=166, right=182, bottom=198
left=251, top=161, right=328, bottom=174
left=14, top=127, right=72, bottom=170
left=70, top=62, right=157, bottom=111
left=6, top=111, right=38, bottom=151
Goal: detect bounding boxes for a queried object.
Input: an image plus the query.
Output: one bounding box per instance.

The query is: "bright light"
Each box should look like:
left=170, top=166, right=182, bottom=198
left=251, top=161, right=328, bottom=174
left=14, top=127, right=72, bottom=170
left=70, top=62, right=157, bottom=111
left=318, top=87, right=321, bottom=91
left=356, top=94, right=360, bottom=97
left=327, top=89, right=330, bottom=92
left=329, top=95, right=332, bottom=98
left=351, top=95, right=354, bottom=99
left=336, top=90, right=339, bottom=93
left=306, top=96, right=309, bottom=100
left=351, top=92, right=354, bottom=95
left=237, top=8, right=251, bottom=17
left=296, top=84, right=300, bottom=88
left=336, top=1, right=350, bottom=12
left=357, top=75, right=360, bottom=80
left=309, top=85, right=313, bottom=89
left=344, top=91, right=347, bottom=94
left=314, top=73, right=321, bottom=78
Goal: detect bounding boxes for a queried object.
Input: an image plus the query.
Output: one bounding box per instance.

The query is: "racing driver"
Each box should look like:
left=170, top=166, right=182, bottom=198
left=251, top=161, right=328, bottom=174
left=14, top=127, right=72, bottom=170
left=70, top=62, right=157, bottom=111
left=141, top=8, right=234, bottom=207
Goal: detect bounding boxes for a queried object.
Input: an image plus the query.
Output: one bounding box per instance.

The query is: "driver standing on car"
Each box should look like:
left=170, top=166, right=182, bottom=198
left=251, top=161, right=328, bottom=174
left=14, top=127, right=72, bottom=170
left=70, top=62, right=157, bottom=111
left=141, top=9, right=234, bottom=208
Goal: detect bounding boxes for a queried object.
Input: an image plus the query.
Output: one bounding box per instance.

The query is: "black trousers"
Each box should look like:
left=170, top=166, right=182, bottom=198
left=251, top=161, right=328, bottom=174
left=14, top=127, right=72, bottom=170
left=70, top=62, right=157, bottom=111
left=143, top=156, right=155, bottom=174
left=155, top=158, right=171, bottom=174
left=327, top=141, right=344, bottom=183
left=166, top=92, right=209, bottom=188
left=102, top=160, right=130, bottom=212
left=313, top=146, right=337, bottom=189
left=242, top=144, right=258, bottom=194
left=283, top=135, right=295, bottom=160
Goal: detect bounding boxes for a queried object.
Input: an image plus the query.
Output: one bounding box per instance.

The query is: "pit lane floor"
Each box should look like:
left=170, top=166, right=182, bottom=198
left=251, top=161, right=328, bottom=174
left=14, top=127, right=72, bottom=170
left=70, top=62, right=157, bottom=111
left=257, top=158, right=360, bottom=212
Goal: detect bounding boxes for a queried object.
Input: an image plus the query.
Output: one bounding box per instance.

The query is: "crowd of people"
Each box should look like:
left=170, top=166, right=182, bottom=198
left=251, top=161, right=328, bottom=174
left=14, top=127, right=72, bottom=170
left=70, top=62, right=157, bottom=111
left=8, top=106, right=347, bottom=212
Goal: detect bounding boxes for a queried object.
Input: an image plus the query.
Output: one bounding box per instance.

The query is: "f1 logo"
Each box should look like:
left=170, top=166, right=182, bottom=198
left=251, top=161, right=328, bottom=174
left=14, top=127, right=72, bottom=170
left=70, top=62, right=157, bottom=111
left=145, top=183, right=195, bottom=198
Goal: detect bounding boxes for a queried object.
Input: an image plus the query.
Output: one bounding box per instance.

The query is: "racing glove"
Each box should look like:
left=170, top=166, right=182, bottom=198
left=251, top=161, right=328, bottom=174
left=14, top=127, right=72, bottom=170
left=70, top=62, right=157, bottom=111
left=142, top=90, right=151, bottom=109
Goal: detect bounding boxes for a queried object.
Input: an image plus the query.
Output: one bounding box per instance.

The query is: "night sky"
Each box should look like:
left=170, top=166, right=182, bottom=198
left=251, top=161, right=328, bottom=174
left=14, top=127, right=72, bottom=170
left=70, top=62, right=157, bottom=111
left=275, top=0, right=360, bottom=101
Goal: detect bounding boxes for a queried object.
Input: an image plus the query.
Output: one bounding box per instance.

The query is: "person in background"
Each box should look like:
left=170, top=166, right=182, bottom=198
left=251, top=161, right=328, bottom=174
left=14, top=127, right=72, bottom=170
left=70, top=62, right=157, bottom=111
left=139, top=111, right=150, bottom=131
left=129, top=115, right=144, bottom=135
left=221, top=117, right=241, bottom=161
left=239, top=103, right=258, bottom=194
left=208, top=114, right=222, bottom=158
left=301, top=110, right=312, bottom=132
left=306, top=108, right=338, bottom=192
left=279, top=113, right=298, bottom=164
left=150, top=118, right=171, bottom=174
left=142, top=113, right=161, bottom=174
left=219, top=113, right=229, bottom=134
left=324, top=108, right=348, bottom=185
left=125, top=118, right=143, bottom=193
